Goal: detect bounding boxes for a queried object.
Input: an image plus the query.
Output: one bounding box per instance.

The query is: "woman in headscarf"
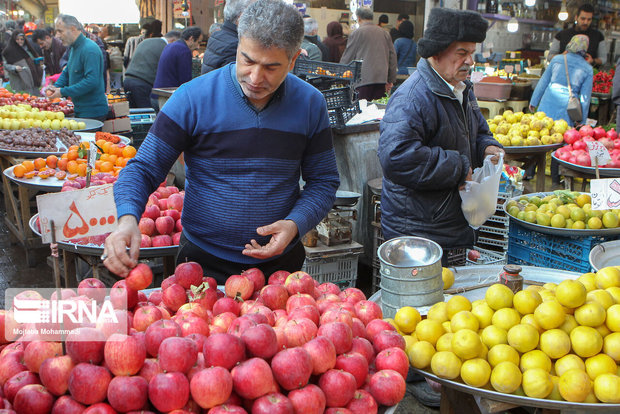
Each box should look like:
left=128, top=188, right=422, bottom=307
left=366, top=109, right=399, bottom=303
left=322, top=21, right=347, bottom=63
left=2, top=29, right=42, bottom=95
left=530, top=34, right=593, bottom=125
left=394, top=20, right=416, bottom=75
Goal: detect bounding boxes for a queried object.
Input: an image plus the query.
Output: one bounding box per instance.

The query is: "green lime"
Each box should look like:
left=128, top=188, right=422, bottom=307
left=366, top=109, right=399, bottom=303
left=509, top=206, right=521, bottom=217
left=556, top=206, right=571, bottom=219
left=524, top=211, right=537, bottom=223
left=517, top=211, right=527, bottom=221
left=525, top=204, right=538, bottom=212
left=536, top=213, right=551, bottom=226
left=570, top=208, right=586, bottom=222
left=572, top=220, right=586, bottom=230
left=529, top=196, right=542, bottom=207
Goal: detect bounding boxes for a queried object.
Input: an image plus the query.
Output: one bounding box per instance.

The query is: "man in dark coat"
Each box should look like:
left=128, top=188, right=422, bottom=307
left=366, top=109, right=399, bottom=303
left=201, top=0, right=254, bottom=74
left=550, top=3, right=606, bottom=65
left=31, top=28, right=66, bottom=76
left=379, top=8, right=503, bottom=263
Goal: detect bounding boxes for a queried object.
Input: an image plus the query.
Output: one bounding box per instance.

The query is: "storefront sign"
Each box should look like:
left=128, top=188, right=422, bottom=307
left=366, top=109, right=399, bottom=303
left=36, top=184, right=117, bottom=243
left=591, top=178, right=620, bottom=210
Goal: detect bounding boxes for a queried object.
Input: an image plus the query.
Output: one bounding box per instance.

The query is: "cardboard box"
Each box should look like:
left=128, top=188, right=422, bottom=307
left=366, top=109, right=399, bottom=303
left=102, top=117, right=131, bottom=133
left=108, top=101, right=130, bottom=118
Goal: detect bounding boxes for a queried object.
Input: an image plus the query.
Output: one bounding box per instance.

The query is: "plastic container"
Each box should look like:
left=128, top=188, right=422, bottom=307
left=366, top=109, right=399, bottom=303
left=293, top=60, right=362, bottom=82
left=328, top=102, right=360, bottom=128
left=322, top=87, right=355, bottom=110
left=510, top=80, right=533, bottom=100
left=474, top=82, right=512, bottom=101
left=302, top=241, right=363, bottom=289
left=507, top=222, right=617, bottom=273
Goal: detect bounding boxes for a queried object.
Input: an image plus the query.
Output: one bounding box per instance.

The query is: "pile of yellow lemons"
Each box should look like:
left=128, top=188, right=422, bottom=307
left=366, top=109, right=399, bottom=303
left=391, top=266, right=620, bottom=404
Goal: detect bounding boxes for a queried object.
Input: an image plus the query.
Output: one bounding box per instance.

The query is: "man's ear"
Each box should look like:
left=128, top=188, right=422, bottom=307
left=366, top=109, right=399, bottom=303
left=289, top=49, right=302, bottom=71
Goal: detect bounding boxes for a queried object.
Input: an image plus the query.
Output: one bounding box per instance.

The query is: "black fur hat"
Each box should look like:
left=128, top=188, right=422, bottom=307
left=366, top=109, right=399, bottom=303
left=418, top=8, right=489, bottom=58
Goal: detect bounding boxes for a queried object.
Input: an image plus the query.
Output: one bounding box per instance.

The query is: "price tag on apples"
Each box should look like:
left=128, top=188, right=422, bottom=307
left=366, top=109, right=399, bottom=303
left=36, top=184, right=117, bottom=243
left=590, top=178, right=620, bottom=210
left=586, top=141, right=611, bottom=167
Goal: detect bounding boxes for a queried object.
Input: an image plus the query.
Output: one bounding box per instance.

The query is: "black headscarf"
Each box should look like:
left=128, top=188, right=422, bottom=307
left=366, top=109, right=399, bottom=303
left=398, top=20, right=414, bottom=40
left=2, top=30, right=42, bottom=87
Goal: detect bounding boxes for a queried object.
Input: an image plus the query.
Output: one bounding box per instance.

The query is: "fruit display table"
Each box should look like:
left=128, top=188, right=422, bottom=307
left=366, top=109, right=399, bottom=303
left=504, top=144, right=563, bottom=192
left=552, top=152, right=620, bottom=191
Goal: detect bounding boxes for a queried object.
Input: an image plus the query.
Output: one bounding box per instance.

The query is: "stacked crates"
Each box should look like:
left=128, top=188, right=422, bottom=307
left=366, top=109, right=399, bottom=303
left=292, top=60, right=362, bottom=128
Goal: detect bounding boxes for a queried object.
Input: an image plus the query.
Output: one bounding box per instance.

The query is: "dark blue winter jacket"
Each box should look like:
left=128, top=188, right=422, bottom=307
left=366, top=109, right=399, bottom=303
left=378, top=58, right=500, bottom=249
left=201, top=21, right=238, bottom=74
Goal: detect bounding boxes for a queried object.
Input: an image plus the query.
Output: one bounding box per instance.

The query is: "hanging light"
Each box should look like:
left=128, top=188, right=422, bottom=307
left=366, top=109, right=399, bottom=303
left=558, top=1, right=569, bottom=21
left=524, top=0, right=536, bottom=7
left=507, top=17, right=519, bottom=32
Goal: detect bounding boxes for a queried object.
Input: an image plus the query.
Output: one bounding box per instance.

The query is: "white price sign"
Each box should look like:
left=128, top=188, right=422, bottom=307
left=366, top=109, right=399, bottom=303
left=36, top=184, right=117, bottom=243
left=590, top=179, right=620, bottom=210
left=586, top=141, right=611, bottom=167
left=504, top=65, right=514, bottom=74
left=471, top=72, right=484, bottom=83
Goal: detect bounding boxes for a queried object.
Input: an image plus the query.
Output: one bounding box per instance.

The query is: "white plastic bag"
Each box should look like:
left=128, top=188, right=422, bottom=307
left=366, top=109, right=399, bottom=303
left=459, top=154, right=504, bottom=229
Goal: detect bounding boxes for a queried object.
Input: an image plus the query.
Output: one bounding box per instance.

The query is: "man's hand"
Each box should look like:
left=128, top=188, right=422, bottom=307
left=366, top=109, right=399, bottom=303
left=459, top=167, right=473, bottom=190
left=529, top=104, right=536, bottom=113
left=385, top=82, right=393, bottom=93
left=46, top=86, right=62, bottom=99
left=484, top=145, right=505, bottom=165
left=102, top=215, right=141, bottom=277
left=242, top=220, right=298, bottom=260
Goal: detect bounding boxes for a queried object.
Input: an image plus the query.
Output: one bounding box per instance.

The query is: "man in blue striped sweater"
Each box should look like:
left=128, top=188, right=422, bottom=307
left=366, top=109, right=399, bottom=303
left=103, top=0, right=340, bottom=283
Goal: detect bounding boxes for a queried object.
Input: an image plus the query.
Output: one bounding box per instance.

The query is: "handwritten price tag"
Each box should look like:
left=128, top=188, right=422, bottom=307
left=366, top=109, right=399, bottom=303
left=482, top=52, right=491, bottom=59
left=586, top=141, right=611, bottom=167
left=471, top=72, right=484, bottom=83
left=36, top=184, right=117, bottom=243
left=504, top=65, right=514, bottom=74
left=590, top=179, right=620, bottom=210
left=515, top=64, right=521, bottom=73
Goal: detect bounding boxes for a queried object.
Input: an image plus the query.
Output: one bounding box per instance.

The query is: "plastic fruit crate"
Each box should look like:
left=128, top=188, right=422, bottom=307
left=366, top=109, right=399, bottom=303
left=474, top=82, right=512, bottom=101
left=329, top=102, right=360, bottom=128
left=507, top=222, right=617, bottom=273
left=293, top=60, right=362, bottom=82
left=302, top=241, right=363, bottom=289
left=445, top=248, right=466, bottom=266
left=322, top=87, right=355, bottom=110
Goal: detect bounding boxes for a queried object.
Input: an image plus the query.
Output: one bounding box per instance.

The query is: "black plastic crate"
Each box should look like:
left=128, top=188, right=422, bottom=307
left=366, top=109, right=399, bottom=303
left=322, top=87, right=355, bottom=110
left=307, top=77, right=350, bottom=91
left=329, top=102, right=360, bottom=128
left=293, top=60, right=362, bottom=82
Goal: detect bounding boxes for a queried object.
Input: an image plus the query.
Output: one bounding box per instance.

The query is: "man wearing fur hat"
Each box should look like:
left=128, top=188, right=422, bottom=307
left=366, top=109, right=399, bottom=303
left=378, top=8, right=504, bottom=268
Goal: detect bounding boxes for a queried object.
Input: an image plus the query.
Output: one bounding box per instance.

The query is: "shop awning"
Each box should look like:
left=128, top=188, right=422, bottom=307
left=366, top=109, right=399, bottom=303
left=58, top=0, right=140, bottom=24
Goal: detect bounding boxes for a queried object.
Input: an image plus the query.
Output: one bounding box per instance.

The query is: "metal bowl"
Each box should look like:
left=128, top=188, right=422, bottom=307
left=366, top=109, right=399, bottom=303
left=334, top=190, right=361, bottom=206
left=589, top=240, right=620, bottom=272
left=378, top=236, right=443, bottom=268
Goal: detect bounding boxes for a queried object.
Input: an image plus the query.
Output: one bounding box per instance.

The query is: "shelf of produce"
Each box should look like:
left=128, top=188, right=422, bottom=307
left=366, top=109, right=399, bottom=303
left=503, top=143, right=563, bottom=154
left=552, top=152, right=620, bottom=178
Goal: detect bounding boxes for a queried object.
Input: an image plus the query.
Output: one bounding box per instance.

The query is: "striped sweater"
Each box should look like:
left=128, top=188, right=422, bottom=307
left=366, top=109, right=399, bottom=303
left=114, top=63, right=340, bottom=264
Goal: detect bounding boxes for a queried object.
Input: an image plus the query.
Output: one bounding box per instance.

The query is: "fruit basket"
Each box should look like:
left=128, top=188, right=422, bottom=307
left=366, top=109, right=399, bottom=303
left=504, top=143, right=563, bottom=154
left=293, top=59, right=362, bottom=82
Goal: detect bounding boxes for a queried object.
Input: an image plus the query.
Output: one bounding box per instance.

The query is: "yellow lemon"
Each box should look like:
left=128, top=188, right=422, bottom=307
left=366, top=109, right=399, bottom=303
left=492, top=308, right=521, bottom=331
left=539, top=329, right=571, bottom=359
left=585, top=353, right=618, bottom=381
left=478, top=342, right=488, bottom=359
left=570, top=326, right=603, bottom=358
left=520, top=350, right=552, bottom=373
left=574, top=302, right=607, bottom=327
left=430, top=351, right=462, bottom=379
left=436, top=333, right=453, bottom=352
left=543, top=282, right=558, bottom=291
left=555, top=279, right=587, bottom=308
left=594, top=373, right=620, bottom=403
left=596, top=267, right=620, bottom=289
left=595, top=323, right=611, bottom=338
left=559, top=369, right=592, bottom=402
left=471, top=299, right=486, bottom=308
left=603, top=332, right=620, bottom=362
left=487, top=344, right=520, bottom=368
left=584, top=389, right=600, bottom=403
left=394, top=306, right=421, bottom=334
left=576, top=193, right=591, bottom=207
left=481, top=325, right=508, bottom=349
left=547, top=375, right=564, bottom=401
left=555, top=354, right=586, bottom=377
left=538, top=289, right=555, bottom=301
left=442, top=267, right=455, bottom=289
left=451, top=329, right=482, bottom=360
left=427, top=301, right=449, bottom=323
left=404, top=334, right=418, bottom=353
left=522, top=368, right=553, bottom=399
left=471, top=302, right=494, bottom=329
left=485, top=283, right=515, bottom=310
left=507, top=324, right=539, bottom=353
left=513, top=289, right=542, bottom=315
left=446, top=296, right=472, bottom=319
left=460, top=358, right=491, bottom=388
left=578, top=273, right=597, bottom=292
left=521, top=313, right=544, bottom=333
left=450, top=310, right=480, bottom=333
left=442, top=321, right=452, bottom=333
left=534, top=300, right=566, bottom=330
left=559, top=314, right=579, bottom=335
left=415, top=319, right=445, bottom=346
left=407, top=340, right=436, bottom=369
left=490, top=361, right=522, bottom=394
left=606, top=287, right=620, bottom=304
left=586, top=289, right=615, bottom=309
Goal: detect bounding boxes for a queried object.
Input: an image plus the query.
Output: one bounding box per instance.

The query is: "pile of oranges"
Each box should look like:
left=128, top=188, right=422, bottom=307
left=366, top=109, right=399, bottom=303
left=12, top=140, right=137, bottom=180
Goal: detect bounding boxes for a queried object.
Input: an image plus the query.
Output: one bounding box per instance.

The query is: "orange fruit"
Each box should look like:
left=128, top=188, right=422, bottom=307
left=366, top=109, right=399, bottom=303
left=13, top=165, right=25, bottom=178
left=80, top=142, right=90, bottom=150
left=99, top=153, right=109, bottom=162
left=107, top=154, right=118, bottom=165
left=102, top=142, right=112, bottom=154
left=110, top=144, right=122, bottom=156
left=115, top=157, right=126, bottom=167
left=76, top=158, right=87, bottom=164
left=55, top=171, right=66, bottom=180
left=22, top=161, right=34, bottom=172
left=76, top=163, right=87, bottom=177
left=96, top=139, right=106, bottom=148
left=24, top=171, right=35, bottom=179
left=122, top=145, right=137, bottom=158
left=68, top=145, right=79, bottom=151
left=57, top=158, right=68, bottom=171
left=46, top=155, right=58, bottom=168
left=100, top=161, right=113, bottom=173
left=33, top=158, right=46, bottom=170
left=66, top=150, right=79, bottom=161
left=95, top=160, right=103, bottom=170
left=38, top=171, right=50, bottom=179
left=66, top=160, right=78, bottom=175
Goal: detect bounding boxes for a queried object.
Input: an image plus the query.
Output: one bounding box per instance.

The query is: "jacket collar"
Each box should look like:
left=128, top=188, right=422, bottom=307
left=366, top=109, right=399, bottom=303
left=417, top=58, right=472, bottom=100
left=223, top=20, right=238, bottom=34
left=71, top=33, right=86, bottom=50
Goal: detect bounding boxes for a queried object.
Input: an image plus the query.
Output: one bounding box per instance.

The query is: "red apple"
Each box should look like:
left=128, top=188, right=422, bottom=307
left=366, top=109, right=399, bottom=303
left=230, top=357, right=275, bottom=400
left=346, top=389, right=378, bottom=414
left=208, top=405, right=247, bottom=413
left=172, top=232, right=181, bottom=245
left=318, top=322, right=353, bottom=355
left=82, top=402, right=118, bottom=413
left=289, top=305, right=320, bottom=326
left=353, top=301, right=382, bottom=326
left=143, top=204, right=160, bottom=220
left=317, top=294, right=343, bottom=314
left=52, top=395, right=86, bottom=414
left=23, top=341, right=62, bottom=373
left=335, top=352, right=369, bottom=388
left=107, top=375, right=148, bottom=413
left=213, top=297, right=241, bottom=316
left=39, top=355, right=74, bottom=396
left=175, top=262, right=203, bottom=289
left=288, top=384, right=326, bottom=414
left=284, top=271, right=315, bottom=295
left=252, top=392, right=294, bottom=414
left=68, top=363, right=112, bottom=405
left=178, top=302, right=210, bottom=321
left=190, top=366, right=233, bottom=409
left=175, top=219, right=183, bottom=233
left=302, top=336, right=337, bottom=375
left=148, top=372, right=190, bottom=412
left=319, top=369, right=357, bottom=407
left=268, top=270, right=290, bottom=285
left=187, top=350, right=206, bottom=381
left=286, top=293, right=317, bottom=314
left=110, top=280, right=138, bottom=310
left=138, top=358, right=162, bottom=383
left=152, top=234, right=173, bottom=247
left=168, top=193, right=184, bottom=211
left=162, top=283, right=187, bottom=312
left=320, top=309, right=353, bottom=328
left=188, top=286, right=217, bottom=311
left=50, top=288, right=77, bottom=300
left=3, top=370, right=39, bottom=403
left=203, top=333, right=246, bottom=370
left=351, top=337, right=375, bottom=365
left=13, top=384, right=54, bottom=414
left=366, top=319, right=395, bottom=340
left=375, top=347, right=409, bottom=380
left=241, top=323, right=278, bottom=359
left=283, top=318, right=318, bottom=348
left=126, top=263, right=153, bottom=291
left=351, top=318, right=367, bottom=339
left=372, top=330, right=406, bottom=354
left=176, top=314, right=210, bottom=337
left=271, top=347, right=313, bottom=390
left=259, top=285, right=289, bottom=311
left=65, top=327, right=106, bottom=364
left=339, top=288, right=366, bottom=305
left=158, top=337, right=197, bottom=373
left=161, top=275, right=177, bottom=291
left=242, top=268, right=265, bottom=292
left=104, top=333, right=146, bottom=376
left=225, top=275, right=254, bottom=300
left=164, top=209, right=181, bottom=222
left=139, top=217, right=156, bottom=236
left=145, top=319, right=181, bottom=357
left=211, top=312, right=237, bottom=332
left=318, top=283, right=341, bottom=296
left=368, top=369, right=406, bottom=406
left=132, top=305, right=163, bottom=332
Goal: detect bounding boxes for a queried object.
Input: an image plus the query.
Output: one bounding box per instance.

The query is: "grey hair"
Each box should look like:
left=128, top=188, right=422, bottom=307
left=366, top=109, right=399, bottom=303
left=224, top=0, right=255, bottom=23
left=164, top=30, right=182, bottom=41
left=303, top=17, right=318, bottom=35
left=238, top=0, right=303, bottom=59
left=356, top=7, right=373, bottom=21
left=55, top=14, right=82, bottom=29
